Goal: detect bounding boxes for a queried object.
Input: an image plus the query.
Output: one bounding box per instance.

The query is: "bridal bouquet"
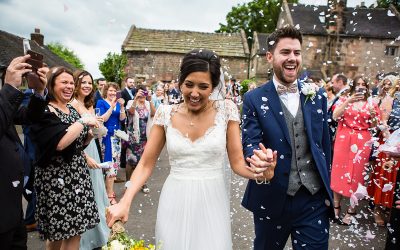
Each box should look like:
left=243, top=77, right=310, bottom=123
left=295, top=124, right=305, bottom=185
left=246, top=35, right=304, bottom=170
left=102, top=221, right=156, bottom=250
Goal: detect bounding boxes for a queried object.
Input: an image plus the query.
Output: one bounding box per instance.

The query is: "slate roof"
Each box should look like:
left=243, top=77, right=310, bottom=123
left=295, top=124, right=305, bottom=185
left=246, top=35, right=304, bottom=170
left=0, top=29, right=74, bottom=69
left=122, top=26, right=249, bottom=58
left=254, top=32, right=269, bottom=55
left=287, top=3, right=400, bottom=39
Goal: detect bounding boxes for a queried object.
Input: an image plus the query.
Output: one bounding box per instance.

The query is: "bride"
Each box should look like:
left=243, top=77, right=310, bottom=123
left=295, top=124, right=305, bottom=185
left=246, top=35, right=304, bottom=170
left=106, top=49, right=277, bottom=250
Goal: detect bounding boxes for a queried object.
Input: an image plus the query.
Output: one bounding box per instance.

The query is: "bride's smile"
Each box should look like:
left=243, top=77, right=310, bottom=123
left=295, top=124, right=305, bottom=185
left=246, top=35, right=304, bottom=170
left=181, top=71, right=213, bottom=113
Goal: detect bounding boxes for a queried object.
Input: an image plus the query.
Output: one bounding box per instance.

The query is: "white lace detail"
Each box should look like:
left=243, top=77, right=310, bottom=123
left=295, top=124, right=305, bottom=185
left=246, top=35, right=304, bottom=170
left=152, top=104, right=172, bottom=127
left=223, top=99, right=240, bottom=122
left=155, top=99, right=233, bottom=249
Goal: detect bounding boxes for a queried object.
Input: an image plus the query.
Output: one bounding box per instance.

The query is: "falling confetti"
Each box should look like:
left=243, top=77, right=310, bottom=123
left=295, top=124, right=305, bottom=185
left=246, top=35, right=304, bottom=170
left=382, top=183, right=393, bottom=192
left=12, top=181, right=20, bottom=187
left=351, top=144, right=358, bottom=153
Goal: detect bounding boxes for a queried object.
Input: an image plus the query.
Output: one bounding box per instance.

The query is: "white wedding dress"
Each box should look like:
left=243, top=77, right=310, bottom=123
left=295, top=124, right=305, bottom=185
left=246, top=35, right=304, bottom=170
left=153, top=100, right=239, bottom=250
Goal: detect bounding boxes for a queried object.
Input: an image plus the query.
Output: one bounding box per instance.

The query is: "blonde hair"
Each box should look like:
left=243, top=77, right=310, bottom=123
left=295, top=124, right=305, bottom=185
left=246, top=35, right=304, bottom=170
left=388, top=77, right=400, bottom=97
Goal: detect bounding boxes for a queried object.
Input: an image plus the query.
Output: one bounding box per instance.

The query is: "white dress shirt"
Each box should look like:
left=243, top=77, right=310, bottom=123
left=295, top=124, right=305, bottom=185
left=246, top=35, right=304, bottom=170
left=273, top=75, right=300, bottom=117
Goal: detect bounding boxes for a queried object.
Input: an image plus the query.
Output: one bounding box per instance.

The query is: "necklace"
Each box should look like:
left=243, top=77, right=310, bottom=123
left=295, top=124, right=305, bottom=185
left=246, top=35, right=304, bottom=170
left=185, top=101, right=212, bottom=127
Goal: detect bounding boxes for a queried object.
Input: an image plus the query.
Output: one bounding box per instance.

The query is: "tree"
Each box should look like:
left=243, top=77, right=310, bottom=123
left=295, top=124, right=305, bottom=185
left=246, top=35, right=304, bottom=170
left=216, top=0, right=298, bottom=49
left=376, top=0, right=400, bottom=11
left=47, top=42, right=84, bottom=69
left=98, top=52, right=127, bottom=85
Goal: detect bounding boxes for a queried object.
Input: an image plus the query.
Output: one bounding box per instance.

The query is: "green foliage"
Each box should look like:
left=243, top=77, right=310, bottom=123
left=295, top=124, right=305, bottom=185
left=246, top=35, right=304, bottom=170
left=376, top=0, right=400, bottom=10
left=98, top=52, right=128, bottom=85
left=240, top=78, right=256, bottom=95
left=216, top=0, right=298, bottom=49
left=47, top=42, right=84, bottom=69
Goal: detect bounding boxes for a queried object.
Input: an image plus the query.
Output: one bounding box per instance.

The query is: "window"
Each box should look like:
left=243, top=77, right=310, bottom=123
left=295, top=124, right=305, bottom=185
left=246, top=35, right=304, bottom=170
left=385, top=46, right=398, bottom=56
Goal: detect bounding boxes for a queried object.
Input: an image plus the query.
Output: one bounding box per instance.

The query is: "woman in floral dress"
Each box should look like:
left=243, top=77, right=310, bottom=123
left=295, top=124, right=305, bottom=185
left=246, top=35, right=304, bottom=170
left=125, top=84, right=156, bottom=192
left=31, top=67, right=100, bottom=249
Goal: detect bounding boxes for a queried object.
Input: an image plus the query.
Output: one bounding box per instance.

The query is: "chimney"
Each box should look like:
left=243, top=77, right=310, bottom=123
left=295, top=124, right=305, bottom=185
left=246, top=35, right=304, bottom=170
left=30, top=28, right=44, bottom=46
left=327, top=0, right=346, bottom=33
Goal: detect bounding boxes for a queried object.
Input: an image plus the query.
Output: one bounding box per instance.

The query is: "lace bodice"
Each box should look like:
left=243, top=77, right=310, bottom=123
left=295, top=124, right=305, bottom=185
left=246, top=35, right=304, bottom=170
left=153, top=100, right=239, bottom=179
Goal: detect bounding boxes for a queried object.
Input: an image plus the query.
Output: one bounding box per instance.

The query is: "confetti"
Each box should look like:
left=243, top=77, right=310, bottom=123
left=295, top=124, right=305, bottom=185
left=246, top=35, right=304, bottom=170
left=12, top=180, right=20, bottom=187
left=382, top=183, right=393, bottom=192
left=351, top=144, right=358, bottom=153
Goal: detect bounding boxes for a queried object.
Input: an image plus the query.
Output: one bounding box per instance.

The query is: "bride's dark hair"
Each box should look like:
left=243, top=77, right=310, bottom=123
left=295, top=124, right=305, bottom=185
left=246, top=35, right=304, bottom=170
left=178, top=49, right=221, bottom=89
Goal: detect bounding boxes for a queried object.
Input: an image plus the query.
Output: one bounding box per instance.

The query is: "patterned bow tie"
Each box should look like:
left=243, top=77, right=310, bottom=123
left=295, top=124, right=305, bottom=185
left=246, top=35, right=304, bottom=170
left=276, top=84, right=298, bottom=95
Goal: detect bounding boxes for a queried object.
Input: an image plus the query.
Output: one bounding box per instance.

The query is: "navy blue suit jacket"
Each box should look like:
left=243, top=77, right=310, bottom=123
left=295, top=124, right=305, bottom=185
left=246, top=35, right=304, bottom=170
left=241, top=80, right=333, bottom=218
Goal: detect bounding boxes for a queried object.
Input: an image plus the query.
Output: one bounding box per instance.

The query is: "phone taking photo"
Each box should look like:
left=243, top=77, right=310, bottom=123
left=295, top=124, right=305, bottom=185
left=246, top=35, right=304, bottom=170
left=23, top=39, right=44, bottom=89
left=116, top=91, right=122, bottom=99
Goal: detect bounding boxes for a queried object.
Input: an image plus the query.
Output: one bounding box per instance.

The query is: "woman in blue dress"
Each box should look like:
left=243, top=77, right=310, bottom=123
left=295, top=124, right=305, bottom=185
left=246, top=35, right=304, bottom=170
left=96, top=82, right=126, bottom=204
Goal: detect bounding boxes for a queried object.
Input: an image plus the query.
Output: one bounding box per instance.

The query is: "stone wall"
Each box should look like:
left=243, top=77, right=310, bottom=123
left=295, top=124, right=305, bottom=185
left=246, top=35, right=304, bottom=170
left=252, top=34, right=399, bottom=82
left=124, top=51, right=248, bottom=83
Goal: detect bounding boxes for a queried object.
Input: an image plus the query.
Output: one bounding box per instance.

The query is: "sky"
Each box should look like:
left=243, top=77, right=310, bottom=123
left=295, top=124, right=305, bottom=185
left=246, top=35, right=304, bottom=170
left=0, top=0, right=376, bottom=78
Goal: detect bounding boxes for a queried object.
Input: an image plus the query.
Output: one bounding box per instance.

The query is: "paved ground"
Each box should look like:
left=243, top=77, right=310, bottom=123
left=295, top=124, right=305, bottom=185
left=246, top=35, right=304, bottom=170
left=26, top=149, right=389, bottom=249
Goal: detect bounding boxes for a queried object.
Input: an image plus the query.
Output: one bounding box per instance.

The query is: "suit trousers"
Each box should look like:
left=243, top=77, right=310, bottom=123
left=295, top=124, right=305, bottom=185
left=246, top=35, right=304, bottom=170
left=0, top=220, right=27, bottom=250
left=253, top=186, right=330, bottom=250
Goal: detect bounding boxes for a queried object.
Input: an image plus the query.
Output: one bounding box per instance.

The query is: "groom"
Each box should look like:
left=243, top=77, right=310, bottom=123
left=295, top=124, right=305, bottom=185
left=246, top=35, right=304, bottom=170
left=241, top=26, right=333, bottom=249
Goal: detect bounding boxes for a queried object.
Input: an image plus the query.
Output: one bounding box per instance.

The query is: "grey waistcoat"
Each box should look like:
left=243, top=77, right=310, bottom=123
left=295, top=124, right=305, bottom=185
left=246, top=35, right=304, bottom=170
left=280, top=99, right=322, bottom=196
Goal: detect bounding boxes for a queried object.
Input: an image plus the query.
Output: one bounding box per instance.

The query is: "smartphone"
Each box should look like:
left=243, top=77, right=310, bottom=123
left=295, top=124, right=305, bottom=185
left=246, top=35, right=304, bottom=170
left=116, top=91, right=122, bottom=99
left=23, top=40, right=43, bottom=89
left=26, top=50, right=43, bottom=71
left=356, top=88, right=366, bottom=94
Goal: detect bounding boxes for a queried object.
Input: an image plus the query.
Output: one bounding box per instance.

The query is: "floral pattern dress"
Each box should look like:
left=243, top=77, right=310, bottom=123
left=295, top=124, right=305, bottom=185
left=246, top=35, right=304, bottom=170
left=34, top=104, right=99, bottom=241
left=126, top=105, right=150, bottom=166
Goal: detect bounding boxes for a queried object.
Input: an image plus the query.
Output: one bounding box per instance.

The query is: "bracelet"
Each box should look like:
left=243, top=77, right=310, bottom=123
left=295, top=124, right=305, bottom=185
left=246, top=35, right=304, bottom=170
left=255, top=178, right=270, bottom=185
left=77, top=118, right=85, bottom=125
left=120, top=109, right=125, bottom=114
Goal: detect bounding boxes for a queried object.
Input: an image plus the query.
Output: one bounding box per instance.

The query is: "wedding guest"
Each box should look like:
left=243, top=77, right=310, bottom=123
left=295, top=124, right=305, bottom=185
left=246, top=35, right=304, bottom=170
left=30, top=66, right=100, bottom=249
left=125, top=84, right=156, bottom=191
left=248, top=82, right=257, bottom=92
left=330, top=76, right=380, bottom=225
left=151, top=84, right=165, bottom=109
left=0, top=55, right=47, bottom=249
left=386, top=155, right=400, bottom=250
left=94, top=78, right=106, bottom=105
left=368, top=77, right=400, bottom=226
left=96, top=82, right=126, bottom=205
left=120, top=77, right=136, bottom=179
left=106, top=49, right=277, bottom=250
left=70, top=70, right=110, bottom=249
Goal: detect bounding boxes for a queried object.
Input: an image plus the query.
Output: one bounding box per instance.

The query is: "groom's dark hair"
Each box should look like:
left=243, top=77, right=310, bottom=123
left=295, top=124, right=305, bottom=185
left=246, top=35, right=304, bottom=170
left=267, top=25, right=303, bottom=53
left=178, top=49, right=221, bottom=89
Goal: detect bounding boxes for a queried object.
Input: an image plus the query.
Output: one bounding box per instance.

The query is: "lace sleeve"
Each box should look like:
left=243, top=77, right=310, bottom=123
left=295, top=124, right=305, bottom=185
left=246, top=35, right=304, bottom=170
left=224, top=99, right=240, bottom=122
left=153, top=104, right=167, bottom=127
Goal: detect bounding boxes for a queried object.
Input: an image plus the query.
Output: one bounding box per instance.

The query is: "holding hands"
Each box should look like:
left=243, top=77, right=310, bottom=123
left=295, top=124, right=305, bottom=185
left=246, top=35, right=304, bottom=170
left=246, top=143, right=278, bottom=183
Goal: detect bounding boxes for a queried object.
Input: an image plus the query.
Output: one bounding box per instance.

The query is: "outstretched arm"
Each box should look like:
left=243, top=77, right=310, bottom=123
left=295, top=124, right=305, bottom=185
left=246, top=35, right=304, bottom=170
left=106, top=124, right=166, bottom=226
left=227, top=120, right=277, bottom=181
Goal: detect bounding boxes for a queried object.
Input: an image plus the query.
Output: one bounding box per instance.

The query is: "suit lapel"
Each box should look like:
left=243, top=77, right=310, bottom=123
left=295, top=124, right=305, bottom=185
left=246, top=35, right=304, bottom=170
left=263, top=82, right=291, bottom=145
left=298, top=82, right=312, bottom=138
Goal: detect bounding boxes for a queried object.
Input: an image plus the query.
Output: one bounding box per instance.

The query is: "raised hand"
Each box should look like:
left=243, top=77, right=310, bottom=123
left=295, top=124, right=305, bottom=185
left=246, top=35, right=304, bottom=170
left=5, top=55, right=32, bottom=88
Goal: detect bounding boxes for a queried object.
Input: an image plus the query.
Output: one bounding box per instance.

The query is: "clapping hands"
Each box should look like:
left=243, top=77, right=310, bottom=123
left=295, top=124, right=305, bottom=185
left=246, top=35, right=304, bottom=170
left=246, top=143, right=278, bottom=182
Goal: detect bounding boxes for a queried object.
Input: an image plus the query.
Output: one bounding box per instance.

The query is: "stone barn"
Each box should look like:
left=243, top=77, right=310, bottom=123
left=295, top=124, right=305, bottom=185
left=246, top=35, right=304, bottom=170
left=121, top=25, right=250, bottom=83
